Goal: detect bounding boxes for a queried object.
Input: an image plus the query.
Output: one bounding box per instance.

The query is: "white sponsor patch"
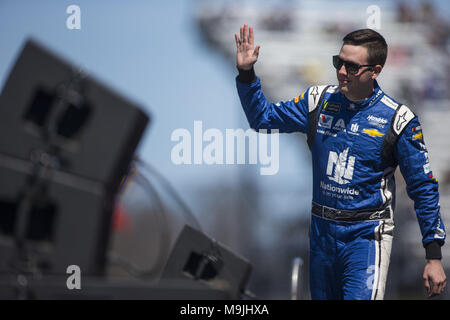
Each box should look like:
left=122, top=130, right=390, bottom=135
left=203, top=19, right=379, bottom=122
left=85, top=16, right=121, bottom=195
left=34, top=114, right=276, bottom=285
left=327, top=85, right=339, bottom=93
left=381, top=96, right=399, bottom=110
left=423, top=163, right=431, bottom=174
left=318, top=114, right=334, bottom=129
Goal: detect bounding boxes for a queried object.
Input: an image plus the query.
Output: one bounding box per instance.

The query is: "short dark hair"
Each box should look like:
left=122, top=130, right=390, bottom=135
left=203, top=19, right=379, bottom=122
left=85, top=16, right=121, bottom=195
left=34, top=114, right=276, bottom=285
left=342, top=29, right=388, bottom=67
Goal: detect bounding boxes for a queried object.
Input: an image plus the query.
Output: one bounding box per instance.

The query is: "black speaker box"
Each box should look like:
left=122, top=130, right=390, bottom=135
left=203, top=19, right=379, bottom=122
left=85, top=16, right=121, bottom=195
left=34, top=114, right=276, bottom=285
left=162, top=225, right=252, bottom=299
left=0, top=39, right=149, bottom=276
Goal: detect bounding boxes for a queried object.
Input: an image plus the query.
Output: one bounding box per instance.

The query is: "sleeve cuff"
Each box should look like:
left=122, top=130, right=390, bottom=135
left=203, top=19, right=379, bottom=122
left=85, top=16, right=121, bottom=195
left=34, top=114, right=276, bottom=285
left=236, top=67, right=256, bottom=84
left=425, top=241, right=442, bottom=260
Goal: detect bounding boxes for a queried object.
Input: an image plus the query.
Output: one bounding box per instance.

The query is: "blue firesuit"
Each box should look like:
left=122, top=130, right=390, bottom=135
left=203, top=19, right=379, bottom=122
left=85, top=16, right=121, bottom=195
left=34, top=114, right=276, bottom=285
left=236, top=69, right=445, bottom=300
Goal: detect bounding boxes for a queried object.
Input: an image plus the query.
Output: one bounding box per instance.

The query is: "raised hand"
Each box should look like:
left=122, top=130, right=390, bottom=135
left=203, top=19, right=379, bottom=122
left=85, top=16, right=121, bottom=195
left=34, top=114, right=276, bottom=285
left=235, top=24, right=260, bottom=71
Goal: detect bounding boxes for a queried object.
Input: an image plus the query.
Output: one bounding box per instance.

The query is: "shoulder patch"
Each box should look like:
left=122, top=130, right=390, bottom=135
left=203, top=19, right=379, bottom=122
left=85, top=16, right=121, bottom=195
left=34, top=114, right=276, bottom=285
left=380, top=96, right=399, bottom=110
left=322, top=100, right=341, bottom=114
left=393, top=104, right=415, bottom=135
left=308, top=85, right=329, bottom=112
left=326, top=85, right=339, bottom=94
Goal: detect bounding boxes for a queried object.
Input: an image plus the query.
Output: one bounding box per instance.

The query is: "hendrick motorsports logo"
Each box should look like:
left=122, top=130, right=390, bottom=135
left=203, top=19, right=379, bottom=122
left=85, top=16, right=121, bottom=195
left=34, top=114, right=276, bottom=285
left=367, top=115, right=387, bottom=128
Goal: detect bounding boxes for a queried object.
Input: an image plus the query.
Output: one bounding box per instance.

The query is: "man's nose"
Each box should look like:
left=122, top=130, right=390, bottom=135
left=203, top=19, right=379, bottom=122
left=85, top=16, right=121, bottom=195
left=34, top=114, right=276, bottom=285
left=338, top=64, right=347, bottom=76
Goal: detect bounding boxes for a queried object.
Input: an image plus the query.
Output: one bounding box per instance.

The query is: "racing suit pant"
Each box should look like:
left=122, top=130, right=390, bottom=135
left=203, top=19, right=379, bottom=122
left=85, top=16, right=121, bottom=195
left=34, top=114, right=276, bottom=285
left=309, top=213, right=394, bottom=300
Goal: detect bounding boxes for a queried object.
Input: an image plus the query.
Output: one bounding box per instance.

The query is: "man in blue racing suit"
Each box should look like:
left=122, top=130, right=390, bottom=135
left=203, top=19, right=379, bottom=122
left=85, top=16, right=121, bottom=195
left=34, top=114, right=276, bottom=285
left=234, top=25, right=446, bottom=299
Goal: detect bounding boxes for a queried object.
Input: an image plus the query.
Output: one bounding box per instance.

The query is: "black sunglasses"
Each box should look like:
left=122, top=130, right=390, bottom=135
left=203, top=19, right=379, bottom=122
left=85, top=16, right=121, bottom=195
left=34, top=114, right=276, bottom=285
left=333, top=55, right=375, bottom=75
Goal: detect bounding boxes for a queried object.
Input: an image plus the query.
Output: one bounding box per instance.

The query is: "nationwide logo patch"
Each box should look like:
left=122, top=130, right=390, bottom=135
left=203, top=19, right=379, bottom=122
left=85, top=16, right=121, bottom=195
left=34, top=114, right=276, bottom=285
left=362, top=128, right=384, bottom=137
left=318, top=114, right=334, bottom=129
left=326, top=147, right=355, bottom=185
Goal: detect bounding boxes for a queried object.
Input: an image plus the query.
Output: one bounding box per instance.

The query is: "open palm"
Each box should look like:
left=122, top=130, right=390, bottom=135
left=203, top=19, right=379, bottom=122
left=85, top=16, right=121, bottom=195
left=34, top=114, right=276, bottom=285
left=235, top=24, right=260, bottom=71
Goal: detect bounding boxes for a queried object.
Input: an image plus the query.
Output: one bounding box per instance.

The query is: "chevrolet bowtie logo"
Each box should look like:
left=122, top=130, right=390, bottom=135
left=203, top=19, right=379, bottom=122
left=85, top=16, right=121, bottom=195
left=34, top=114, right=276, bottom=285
left=413, top=131, right=423, bottom=141
left=362, top=128, right=384, bottom=137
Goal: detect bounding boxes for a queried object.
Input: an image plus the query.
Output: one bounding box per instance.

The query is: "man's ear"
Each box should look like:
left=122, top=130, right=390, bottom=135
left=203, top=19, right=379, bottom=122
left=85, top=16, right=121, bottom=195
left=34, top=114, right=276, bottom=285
left=371, top=65, right=382, bottom=79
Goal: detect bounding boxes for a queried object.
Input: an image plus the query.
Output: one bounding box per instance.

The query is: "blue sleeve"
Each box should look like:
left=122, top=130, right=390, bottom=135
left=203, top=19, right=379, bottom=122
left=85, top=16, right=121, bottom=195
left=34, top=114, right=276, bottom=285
left=394, top=117, right=446, bottom=247
left=236, top=77, right=309, bottom=133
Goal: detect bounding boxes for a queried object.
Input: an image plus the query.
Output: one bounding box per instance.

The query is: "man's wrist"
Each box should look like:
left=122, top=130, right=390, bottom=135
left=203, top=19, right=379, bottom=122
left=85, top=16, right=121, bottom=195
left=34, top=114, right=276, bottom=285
left=237, top=66, right=256, bottom=84
left=425, top=241, right=442, bottom=260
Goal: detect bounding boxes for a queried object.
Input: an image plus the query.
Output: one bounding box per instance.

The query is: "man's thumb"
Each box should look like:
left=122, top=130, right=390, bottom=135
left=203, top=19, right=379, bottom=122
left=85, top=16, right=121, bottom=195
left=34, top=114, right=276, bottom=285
left=253, top=45, right=260, bottom=57
left=424, top=274, right=431, bottom=295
